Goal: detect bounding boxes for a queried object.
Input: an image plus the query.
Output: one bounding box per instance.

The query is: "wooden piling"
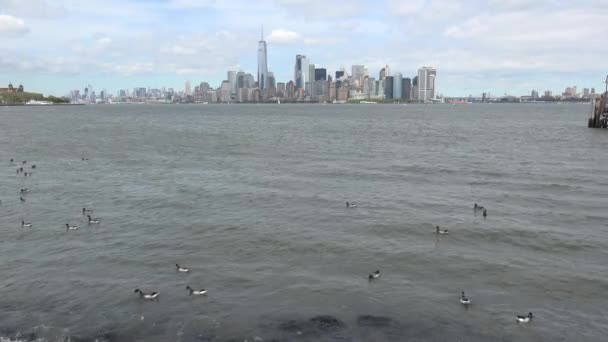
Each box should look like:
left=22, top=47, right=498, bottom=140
left=589, top=95, right=608, bottom=128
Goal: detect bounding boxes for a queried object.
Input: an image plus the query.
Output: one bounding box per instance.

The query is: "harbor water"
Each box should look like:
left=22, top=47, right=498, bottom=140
left=0, top=103, right=607, bottom=341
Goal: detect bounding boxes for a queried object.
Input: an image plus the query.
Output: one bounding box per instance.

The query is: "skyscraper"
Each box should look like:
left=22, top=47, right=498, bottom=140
left=393, top=73, right=402, bottom=99
left=335, top=70, right=345, bottom=80
left=185, top=81, right=192, bottom=95
left=352, top=65, right=366, bottom=89
left=417, top=67, right=436, bottom=102
left=402, top=78, right=411, bottom=100
left=227, top=71, right=237, bottom=94
left=294, top=55, right=309, bottom=89
left=379, top=65, right=390, bottom=80
left=384, top=76, right=394, bottom=100
left=315, top=68, right=327, bottom=81
left=257, top=28, right=268, bottom=91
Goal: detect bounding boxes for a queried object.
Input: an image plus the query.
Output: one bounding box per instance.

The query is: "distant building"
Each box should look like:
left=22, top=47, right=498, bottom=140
left=411, top=76, right=418, bottom=101
left=294, top=55, right=309, bottom=90
left=286, top=81, right=295, bottom=99
left=402, top=78, right=411, bottom=100
left=185, top=81, right=192, bottom=95
left=531, top=90, right=539, bottom=99
left=315, top=68, right=327, bottom=81
left=257, top=29, right=268, bottom=91
left=227, top=71, right=237, bottom=94
left=393, top=73, right=403, bottom=99
left=384, top=76, right=394, bottom=100
left=352, top=65, right=367, bottom=90
left=308, top=64, right=316, bottom=89
left=417, top=67, right=436, bottom=102
left=379, top=65, right=390, bottom=80
left=335, top=70, right=345, bottom=80
left=482, top=93, right=487, bottom=103
left=544, top=90, right=552, bottom=97
left=0, top=82, right=24, bottom=93
left=583, top=88, right=590, bottom=98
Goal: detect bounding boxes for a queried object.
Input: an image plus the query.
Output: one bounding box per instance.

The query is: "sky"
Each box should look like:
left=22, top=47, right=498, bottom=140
left=1, top=0, right=607, bottom=97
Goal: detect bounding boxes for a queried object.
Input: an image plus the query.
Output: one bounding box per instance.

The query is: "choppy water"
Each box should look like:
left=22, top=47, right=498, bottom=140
left=0, top=103, right=607, bottom=341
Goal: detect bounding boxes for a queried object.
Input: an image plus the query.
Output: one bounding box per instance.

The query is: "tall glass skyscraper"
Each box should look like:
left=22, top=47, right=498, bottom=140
left=294, top=55, right=308, bottom=90
left=393, top=73, right=402, bottom=99
left=257, top=29, right=268, bottom=91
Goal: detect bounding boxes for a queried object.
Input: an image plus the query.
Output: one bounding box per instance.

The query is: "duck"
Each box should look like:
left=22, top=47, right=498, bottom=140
left=474, top=203, right=485, bottom=211
left=87, top=215, right=100, bottom=224
left=10, top=158, right=14, bottom=162
left=82, top=207, right=94, bottom=215
left=176, top=264, right=190, bottom=273
left=516, top=312, right=533, bottom=323
left=20, top=197, right=26, bottom=202
left=186, top=286, right=208, bottom=296
left=134, top=289, right=159, bottom=300
left=460, top=291, right=471, bottom=305
left=66, top=224, right=79, bottom=230
left=22, top=161, right=27, bottom=164
left=346, top=202, right=357, bottom=208
left=20, top=188, right=30, bottom=193
left=31, top=165, right=36, bottom=169
left=436, top=226, right=449, bottom=235
left=482, top=209, right=487, bottom=218
left=368, top=270, right=381, bottom=280
left=21, top=221, right=32, bottom=228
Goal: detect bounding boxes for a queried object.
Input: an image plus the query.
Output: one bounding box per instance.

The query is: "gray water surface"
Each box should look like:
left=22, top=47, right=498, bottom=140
left=0, top=103, right=607, bottom=341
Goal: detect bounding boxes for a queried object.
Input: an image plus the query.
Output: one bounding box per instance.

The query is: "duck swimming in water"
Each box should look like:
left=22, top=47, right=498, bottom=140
left=66, top=224, right=79, bottom=230
left=436, top=226, right=449, bottom=235
left=474, top=203, right=485, bottom=211
left=460, top=291, right=471, bottom=305
left=176, top=264, right=190, bottom=273
left=134, top=289, right=159, bottom=300
left=87, top=215, right=100, bottom=224
left=186, top=286, right=207, bottom=295
left=516, top=312, right=533, bottom=323
left=368, top=270, right=381, bottom=280
left=482, top=209, right=487, bottom=218
left=20, top=189, right=30, bottom=193
left=346, top=202, right=357, bottom=208
left=21, top=221, right=32, bottom=228
left=20, top=197, right=26, bottom=202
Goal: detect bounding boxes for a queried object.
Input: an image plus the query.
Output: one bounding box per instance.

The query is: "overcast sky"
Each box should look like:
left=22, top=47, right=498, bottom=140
left=1, top=0, right=606, bottom=96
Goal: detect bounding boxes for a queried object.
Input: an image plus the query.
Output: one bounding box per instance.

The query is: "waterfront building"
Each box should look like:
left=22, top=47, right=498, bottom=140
left=402, top=78, right=411, bottom=100
left=257, top=30, right=268, bottom=91
left=384, top=76, right=394, bottom=100
left=379, top=65, right=390, bottom=80
left=315, top=68, right=327, bottom=81
left=227, top=71, right=237, bottom=94
left=294, top=55, right=309, bottom=89
left=393, top=73, right=403, bottom=99
left=417, top=67, right=436, bottom=102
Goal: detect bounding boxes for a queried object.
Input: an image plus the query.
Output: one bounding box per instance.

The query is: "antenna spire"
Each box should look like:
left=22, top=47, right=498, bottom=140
left=261, top=25, right=264, bottom=41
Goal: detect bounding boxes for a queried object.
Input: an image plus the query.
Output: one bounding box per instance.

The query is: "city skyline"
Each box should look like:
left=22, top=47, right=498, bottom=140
left=1, top=0, right=607, bottom=96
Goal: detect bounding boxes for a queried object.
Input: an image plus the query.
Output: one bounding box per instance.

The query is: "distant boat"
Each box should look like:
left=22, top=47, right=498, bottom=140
left=202, top=102, right=209, bottom=105
left=25, top=100, right=52, bottom=106
left=277, top=99, right=281, bottom=104
left=360, top=101, right=377, bottom=104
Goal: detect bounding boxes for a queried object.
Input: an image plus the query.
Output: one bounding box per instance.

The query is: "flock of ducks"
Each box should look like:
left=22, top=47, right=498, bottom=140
left=354, top=200, right=533, bottom=324
left=5, top=158, right=533, bottom=325
left=8, top=159, right=102, bottom=230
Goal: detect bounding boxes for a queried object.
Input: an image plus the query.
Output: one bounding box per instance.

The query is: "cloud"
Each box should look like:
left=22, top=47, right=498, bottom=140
left=0, top=14, right=29, bottom=36
left=266, top=29, right=300, bottom=44
left=443, top=9, right=608, bottom=49
left=0, top=0, right=65, bottom=18
left=167, top=0, right=215, bottom=9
